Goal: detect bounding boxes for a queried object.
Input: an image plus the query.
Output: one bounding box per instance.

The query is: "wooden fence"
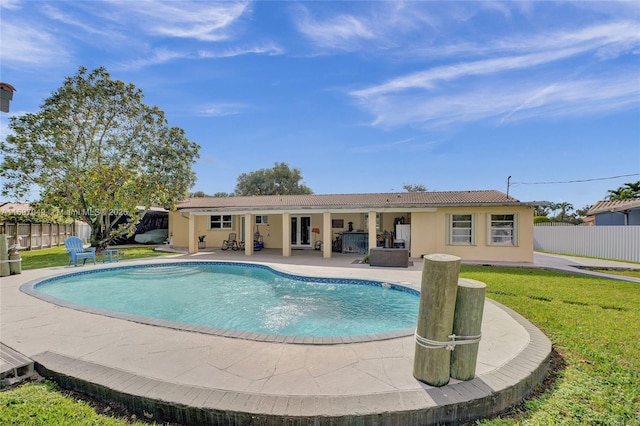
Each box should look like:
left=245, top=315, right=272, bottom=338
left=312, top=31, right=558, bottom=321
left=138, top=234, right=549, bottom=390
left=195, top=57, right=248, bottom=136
left=534, top=223, right=640, bottom=263
left=0, top=222, right=75, bottom=251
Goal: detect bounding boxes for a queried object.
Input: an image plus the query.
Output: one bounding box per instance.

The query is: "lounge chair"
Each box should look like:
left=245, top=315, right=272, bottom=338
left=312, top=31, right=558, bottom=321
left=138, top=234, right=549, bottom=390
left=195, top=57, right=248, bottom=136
left=64, top=237, right=97, bottom=266
left=221, top=233, right=239, bottom=251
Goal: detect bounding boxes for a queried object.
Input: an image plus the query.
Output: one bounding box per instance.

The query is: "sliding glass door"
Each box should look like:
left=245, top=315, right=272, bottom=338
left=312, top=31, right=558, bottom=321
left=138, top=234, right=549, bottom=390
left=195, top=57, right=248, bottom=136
left=291, top=216, right=311, bottom=247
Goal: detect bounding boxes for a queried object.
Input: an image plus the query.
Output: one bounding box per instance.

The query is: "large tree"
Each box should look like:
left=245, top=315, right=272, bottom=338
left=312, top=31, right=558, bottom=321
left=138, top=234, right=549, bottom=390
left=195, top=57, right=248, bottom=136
left=234, top=162, right=313, bottom=196
left=606, top=181, right=640, bottom=200
left=402, top=183, right=427, bottom=192
left=1, top=66, right=200, bottom=247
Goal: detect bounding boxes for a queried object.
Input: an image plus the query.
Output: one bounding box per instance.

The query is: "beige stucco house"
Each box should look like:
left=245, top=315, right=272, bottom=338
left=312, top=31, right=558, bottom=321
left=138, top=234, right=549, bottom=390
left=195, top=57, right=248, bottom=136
left=170, top=190, right=535, bottom=262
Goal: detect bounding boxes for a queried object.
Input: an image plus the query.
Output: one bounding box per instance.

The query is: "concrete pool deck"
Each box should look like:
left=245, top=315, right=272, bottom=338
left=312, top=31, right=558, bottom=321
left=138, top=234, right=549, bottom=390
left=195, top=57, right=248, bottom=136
left=1, top=252, right=553, bottom=425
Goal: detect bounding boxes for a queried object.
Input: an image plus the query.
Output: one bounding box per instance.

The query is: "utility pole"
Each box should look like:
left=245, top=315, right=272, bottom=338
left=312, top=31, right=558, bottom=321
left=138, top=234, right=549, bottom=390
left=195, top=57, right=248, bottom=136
left=506, top=176, right=511, bottom=197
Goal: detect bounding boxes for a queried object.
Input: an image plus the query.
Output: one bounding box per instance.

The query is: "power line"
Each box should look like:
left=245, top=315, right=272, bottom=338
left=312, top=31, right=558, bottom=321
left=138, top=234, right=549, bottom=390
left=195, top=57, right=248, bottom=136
left=511, top=173, right=640, bottom=186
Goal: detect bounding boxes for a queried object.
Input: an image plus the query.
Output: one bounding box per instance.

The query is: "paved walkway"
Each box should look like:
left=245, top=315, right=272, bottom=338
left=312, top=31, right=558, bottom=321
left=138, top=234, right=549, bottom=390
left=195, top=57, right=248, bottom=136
left=1, top=249, right=635, bottom=424
left=530, top=252, right=640, bottom=282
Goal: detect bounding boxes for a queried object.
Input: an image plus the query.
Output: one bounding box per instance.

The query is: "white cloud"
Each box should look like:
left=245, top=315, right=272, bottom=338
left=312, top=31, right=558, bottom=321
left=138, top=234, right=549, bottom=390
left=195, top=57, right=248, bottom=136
left=103, top=0, right=250, bottom=42
left=360, top=73, right=640, bottom=129
left=117, top=48, right=192, bottom=70
left=294, top=6, right=375, bottom=50
left=198, top=43, right=284, bottom=59
left=0, top=21, right=71, bottom=68
left=41, top=4, right=112, bottom=37
left=349, top=20, right=640, bottom=129
left=197, top=103, right=248, bottom=117
left=351, top=21, right=640, bottom=99
left=0, top=0, right=21, bottom=10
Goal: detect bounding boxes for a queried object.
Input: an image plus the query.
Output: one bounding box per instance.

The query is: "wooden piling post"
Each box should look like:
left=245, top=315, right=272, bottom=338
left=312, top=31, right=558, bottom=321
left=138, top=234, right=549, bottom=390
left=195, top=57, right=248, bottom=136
left=413, top=253, right=461, bottom=386
left=0, top=234, right=9, bottom=277
left=450, top=278, right=486, bottom=381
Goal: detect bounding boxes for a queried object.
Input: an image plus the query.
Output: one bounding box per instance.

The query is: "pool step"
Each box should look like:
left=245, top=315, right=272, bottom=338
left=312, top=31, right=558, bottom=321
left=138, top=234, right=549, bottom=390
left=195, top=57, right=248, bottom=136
left=1, top=343, right=34, bottom=387
left=123, top=266, right=203, bottom=278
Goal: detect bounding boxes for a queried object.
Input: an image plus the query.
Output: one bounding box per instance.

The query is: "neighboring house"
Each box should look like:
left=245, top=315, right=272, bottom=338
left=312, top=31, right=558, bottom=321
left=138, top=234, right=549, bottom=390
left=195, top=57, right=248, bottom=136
left=170, top=190, right=536, bottom=262
left=585, top=199, right=640, bottom=226
left=0, top=202, right=33, bottom=213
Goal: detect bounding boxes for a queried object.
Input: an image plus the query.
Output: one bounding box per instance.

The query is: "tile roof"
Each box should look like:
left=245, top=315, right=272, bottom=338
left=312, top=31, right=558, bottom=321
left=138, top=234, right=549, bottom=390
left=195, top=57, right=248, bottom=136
left=0, top=202, right=33, bottom=213
left=177, top=190, right=522, bottom=210
left=586, top=199, right=640, bottom=215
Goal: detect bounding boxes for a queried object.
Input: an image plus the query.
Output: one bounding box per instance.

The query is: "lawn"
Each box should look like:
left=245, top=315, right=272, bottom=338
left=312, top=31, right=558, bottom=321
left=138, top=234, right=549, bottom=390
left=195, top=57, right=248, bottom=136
left=18, top=245, right=173, bottom=270
left=592, top=268, right=640, bottom=279
left=1, top=262, right=638, bottom=425
left=460, top=266, right=640, bottom=425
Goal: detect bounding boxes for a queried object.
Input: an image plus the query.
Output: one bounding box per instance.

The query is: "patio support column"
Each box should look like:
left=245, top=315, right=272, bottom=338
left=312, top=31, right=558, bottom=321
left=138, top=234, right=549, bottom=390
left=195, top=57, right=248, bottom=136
left=368, top=210, right=377, bottom=254
left=323, top=212, right=332, bottom=258
left=244, top=213, right=253, bottom=256
left=188, top=213, right=197, bottom=254
left=282, top=213, right=291, bottom=257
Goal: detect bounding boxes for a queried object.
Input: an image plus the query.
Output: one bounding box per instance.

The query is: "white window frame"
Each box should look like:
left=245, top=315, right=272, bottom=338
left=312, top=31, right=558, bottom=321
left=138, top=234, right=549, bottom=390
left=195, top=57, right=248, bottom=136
left=210, top=214, right=233, bottom=230
left=446, top=214, right=476, bottom=245
left=255, top=215, right=268, bottom=225
left=487, top=213, right=518, bottom=246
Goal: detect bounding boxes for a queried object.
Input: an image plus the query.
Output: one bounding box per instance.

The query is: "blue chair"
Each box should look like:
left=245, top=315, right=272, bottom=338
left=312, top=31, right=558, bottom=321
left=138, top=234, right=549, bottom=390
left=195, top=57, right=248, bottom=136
left=64, top=237, right=97, bottom=266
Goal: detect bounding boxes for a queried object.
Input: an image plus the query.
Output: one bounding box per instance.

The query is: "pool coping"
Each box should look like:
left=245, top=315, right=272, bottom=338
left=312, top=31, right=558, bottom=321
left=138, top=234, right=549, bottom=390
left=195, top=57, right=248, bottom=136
left=19, top=260, right=417, bottom=345
left=29, top=298, right=550, bottom=425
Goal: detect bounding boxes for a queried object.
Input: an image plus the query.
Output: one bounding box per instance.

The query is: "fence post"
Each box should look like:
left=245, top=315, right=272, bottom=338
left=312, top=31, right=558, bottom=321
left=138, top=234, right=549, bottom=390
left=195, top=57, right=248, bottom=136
left=0, top=234, right=9, bottom=277
left=413, top=253, right=461, bottom=386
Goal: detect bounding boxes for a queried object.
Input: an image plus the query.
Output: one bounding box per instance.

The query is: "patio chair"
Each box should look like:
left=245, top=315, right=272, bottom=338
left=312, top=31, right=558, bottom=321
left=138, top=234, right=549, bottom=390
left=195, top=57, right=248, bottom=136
left=221, top=233, right=239, bottom=251
left=64, top=236, right=97, bottom=266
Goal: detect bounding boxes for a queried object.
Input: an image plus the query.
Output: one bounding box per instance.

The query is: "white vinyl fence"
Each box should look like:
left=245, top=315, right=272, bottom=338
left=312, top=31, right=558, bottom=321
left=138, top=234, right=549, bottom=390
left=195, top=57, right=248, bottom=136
left=75, top=221, right=92, bottom=243
left=534, top=224, right=640, bottom=263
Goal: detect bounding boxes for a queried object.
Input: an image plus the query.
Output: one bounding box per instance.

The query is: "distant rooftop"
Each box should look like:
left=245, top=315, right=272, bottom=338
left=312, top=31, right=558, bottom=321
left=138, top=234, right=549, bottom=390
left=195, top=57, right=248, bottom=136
left=0, top=202, right=32, bottom=213
left=586, top=199, right=640, bottom=216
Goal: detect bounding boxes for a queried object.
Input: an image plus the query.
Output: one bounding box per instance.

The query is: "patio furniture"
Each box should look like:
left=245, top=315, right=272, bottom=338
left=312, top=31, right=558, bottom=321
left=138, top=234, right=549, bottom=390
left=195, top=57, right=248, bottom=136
left=101, top=249, right=120, bottom=263
left=221, top=233, right=239, bottom=251
left=369, top=248, right=409, bottom=268
left=64, top=237, right=97, bottom=267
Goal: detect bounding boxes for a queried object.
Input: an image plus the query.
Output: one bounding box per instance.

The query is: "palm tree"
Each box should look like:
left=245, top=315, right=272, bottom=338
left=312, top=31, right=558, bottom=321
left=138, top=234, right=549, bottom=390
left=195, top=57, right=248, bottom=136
left=533, top=204, right=550, bottom=217
left=554, top=202, right=574, bottom=223
left=606, top=181, right=640, bottom=200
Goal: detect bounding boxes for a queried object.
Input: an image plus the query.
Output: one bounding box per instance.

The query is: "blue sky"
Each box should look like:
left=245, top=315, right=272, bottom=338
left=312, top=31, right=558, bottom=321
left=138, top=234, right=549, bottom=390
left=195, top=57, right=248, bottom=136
left=1, top=0, right=639, bottom=212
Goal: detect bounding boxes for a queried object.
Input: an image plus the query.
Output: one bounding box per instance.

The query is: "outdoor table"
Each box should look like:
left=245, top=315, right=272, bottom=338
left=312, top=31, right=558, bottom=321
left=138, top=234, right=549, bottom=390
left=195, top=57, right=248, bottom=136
left=101, top=249, right=120, bottom=263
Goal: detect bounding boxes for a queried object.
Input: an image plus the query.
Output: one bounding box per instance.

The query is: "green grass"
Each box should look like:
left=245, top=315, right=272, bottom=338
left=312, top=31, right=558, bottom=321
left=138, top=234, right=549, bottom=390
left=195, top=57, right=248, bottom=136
left=1, top=262, right=638, bottom=425
left=459, top=266, right=640, bottom=425
left=18, top=245, right=173, bottom=270
left=0, top=380, right=153, bottom=425
left=592, top=268, right=640, bottom=279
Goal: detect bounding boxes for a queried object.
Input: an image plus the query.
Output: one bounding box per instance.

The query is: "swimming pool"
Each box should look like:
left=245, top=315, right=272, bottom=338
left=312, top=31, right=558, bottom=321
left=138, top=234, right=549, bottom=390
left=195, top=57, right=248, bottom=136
left=22, top=262, right=420, bottom=343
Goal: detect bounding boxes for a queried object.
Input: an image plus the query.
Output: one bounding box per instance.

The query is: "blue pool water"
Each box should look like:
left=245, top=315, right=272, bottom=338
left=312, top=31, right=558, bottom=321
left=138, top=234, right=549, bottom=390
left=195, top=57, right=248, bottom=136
left=31, top=262, right=420, bottom=338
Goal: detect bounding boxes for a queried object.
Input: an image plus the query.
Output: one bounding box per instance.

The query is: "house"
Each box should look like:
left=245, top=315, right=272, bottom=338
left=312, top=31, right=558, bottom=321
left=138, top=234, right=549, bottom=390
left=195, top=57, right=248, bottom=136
left=170, top=190, right=536, bottom=262
left=585, top=199, right=640, bottom=226
left=0, top=202, right=33, bottom=213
